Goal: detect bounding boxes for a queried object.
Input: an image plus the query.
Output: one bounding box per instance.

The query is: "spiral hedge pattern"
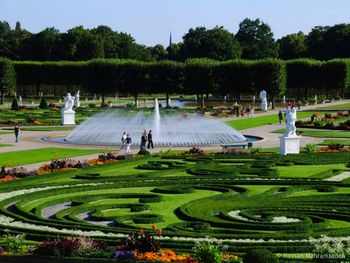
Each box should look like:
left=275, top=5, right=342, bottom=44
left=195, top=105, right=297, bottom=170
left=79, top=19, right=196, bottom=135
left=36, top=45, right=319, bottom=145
left=0, top=152, right=349, bottom=253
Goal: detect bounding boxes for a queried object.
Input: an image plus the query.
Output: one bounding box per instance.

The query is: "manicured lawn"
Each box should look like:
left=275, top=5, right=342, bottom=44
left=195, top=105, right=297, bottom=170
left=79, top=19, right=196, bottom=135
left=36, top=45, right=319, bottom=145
left=0, top=147, right=104, bottom=166
left=315, top=102, right=350, bottom=110
left=227, top=112, right=313, bottom=130
left=1, top=151, right=350, bottom=255
left=0, top=143, right=13, bottom=147
left=277, top=164, right=346, bottom=178
left=272, top=128, right=350, bottom=138
left=318, top=139, right=350, bottom=146
left=0, top=107, right=101, bottom=126
left=1, top=126, right=75, bottom=132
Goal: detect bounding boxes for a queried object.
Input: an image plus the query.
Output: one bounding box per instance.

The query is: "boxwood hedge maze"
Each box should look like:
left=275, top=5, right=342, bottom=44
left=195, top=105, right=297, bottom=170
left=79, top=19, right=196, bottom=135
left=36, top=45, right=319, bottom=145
left=0, top=152, right=349, bottom=254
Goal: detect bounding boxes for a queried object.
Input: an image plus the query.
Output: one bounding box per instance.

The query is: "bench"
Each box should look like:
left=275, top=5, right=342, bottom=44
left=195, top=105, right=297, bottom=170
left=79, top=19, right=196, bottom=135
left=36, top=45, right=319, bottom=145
left=221, top=142, right=253, bottom=153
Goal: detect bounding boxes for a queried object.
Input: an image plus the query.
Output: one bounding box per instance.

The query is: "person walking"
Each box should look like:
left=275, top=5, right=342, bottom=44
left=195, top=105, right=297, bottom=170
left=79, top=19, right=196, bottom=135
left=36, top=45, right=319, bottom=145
left=297, top=100, right=301, bottom=110
left=14, top=123, right=20, bottom=143
left=125, top=134, right=132, bottom=153
left=147, top=130, right=154, bottom=149
left=278, top=111, right=283, bottom=124
left=140, top=132, right=147, bottom=150
left=121, top=132, right=127, bottom=149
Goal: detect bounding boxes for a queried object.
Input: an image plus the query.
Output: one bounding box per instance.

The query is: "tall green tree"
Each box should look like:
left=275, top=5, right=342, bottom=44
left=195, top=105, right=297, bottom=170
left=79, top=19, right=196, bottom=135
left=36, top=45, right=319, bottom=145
left=278, top=32, right=306, bottom=59
left=20, top=27, right=61, bottom=60
left=0, top=59, right=16, bottom=104
left=306, top=24, right=350, bottom=60
left=236, top=18, right=278, bottom=59
left=59, top=26, right=104, bottom=60
left=149, top=44, right=168, bottom=61
left=182, top=26, right=241, bottom=60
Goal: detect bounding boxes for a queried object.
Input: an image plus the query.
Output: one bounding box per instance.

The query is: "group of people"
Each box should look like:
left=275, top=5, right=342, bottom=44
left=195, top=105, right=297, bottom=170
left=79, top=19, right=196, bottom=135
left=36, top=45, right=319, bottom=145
left=234, top=105, right=255, bottom=118
left=120, top=130, right=154, bottom=153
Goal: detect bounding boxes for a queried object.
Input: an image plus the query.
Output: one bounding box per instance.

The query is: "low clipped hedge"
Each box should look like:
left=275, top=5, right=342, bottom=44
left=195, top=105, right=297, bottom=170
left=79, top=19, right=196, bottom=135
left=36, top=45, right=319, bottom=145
left=132, top=214, right=164, bottom=224
left=152, top=186, right=195, bottom=194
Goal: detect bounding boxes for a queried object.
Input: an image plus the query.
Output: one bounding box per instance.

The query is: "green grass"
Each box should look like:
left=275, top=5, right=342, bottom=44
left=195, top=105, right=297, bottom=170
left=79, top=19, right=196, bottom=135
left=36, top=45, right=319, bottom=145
left=0, top=147, right=105, bottom=166
left=277, top=164, right=346, bottom=178
left=0, top=143, right=13, bottom=147
left=272, top=128, right=350, bottom=138
left=227, top=112, right=313, bottom=130
left=314, top=102, right=350, bottom=110
left=2, top=126, right=74, bottom=132
left=318, top=139, right=350, bottom=146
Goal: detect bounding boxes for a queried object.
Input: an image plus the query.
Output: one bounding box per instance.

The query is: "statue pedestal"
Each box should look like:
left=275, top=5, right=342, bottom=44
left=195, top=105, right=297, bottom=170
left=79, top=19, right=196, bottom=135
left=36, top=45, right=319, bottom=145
left=61, top=110, right=75, bottom=125
left=280, top=136, right=300, bottom=155
left=261, top=102, right=267, bottom=111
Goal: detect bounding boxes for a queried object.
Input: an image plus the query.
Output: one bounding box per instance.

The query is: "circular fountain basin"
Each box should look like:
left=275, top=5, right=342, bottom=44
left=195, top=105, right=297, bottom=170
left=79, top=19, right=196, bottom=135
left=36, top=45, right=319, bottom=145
left=43, top=134, right=262, bottom=146
left=46, top=108, right=257, bottom=147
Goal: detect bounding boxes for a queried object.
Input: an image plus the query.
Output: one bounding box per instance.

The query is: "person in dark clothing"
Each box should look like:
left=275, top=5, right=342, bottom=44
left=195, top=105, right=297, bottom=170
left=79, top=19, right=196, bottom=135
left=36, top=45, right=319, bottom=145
left=125, top=134, right=132, bottom=153
left=140, top=132, right=147, bottom=150
left=278, top=111, right=283, bottom=124
left=14, top=124, right=20, bottom=143
left=147, top=130, right=154, bottom=149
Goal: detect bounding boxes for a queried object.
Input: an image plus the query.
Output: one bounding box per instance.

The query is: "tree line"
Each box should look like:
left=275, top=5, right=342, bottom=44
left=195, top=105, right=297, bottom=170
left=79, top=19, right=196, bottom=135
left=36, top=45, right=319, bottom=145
left=1, top=19, right=350, bottom=61
left=1, top=58, right=349, bottom=107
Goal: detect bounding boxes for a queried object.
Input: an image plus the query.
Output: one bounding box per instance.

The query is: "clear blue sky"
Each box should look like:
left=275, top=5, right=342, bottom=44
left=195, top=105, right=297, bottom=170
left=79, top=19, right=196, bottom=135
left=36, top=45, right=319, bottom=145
left=1, top=0, right=350, bottom=46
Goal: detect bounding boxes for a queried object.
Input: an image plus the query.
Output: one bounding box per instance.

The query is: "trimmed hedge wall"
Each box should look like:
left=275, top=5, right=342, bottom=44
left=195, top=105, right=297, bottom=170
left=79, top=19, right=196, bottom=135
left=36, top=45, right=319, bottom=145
left=3, top=58, right=349, bottom=98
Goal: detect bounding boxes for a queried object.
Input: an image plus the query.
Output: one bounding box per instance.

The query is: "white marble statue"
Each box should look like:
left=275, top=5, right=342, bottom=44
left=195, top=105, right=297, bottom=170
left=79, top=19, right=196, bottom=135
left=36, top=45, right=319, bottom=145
left=282, top=95, right=286, bottom=104
left=19, top=96, right=22, bottom=105
left=259, top=90, right=267, bottom=110
left=63, top=93, right=75, bottom=112
left=285, top=107, right=297, bottom=137
left=259, top=90, right=267, bottom=102
left=74, top=90, right=80, bottom=108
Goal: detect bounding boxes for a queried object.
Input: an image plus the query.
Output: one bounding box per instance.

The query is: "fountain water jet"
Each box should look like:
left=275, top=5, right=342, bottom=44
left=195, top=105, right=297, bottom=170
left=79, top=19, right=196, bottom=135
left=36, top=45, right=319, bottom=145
left=153, top=98, right=161, bottom=140
left=64, top=103, right=248, bottom=146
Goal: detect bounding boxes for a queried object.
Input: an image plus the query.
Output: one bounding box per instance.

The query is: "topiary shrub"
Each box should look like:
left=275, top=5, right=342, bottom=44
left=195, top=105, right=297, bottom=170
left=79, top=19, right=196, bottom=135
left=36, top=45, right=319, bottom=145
left=11, top=98, right=19, bottom=111
left=317, top=185, right=337, bottom=192
left=138, top=149, right=151, bottom=156
left=304, top=143, right=317, bottom=153
left=39, top=97, right=48, bottom=109
left=193, top=240, right=223, bottom=263
left=88, top=103, right=96, bottom=108
left=243, top=249, right=278, bottom=263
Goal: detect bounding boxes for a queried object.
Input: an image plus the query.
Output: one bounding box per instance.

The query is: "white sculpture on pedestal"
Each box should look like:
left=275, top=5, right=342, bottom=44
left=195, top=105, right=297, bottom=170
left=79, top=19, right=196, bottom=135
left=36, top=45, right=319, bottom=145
left=280, top=106, right=300, bottom=155
left=285, top=107, right=297, bottom=137
left=61, top=93, right=76, bottom=125
left=74, top=90, right=80, bottom=108
left=259, top=90, right=267, bottom=111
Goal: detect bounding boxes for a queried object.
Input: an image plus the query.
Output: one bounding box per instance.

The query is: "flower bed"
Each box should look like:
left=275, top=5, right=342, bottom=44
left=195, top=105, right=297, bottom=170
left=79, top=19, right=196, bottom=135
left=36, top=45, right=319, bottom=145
left=38, top=152, right=133, bottom=174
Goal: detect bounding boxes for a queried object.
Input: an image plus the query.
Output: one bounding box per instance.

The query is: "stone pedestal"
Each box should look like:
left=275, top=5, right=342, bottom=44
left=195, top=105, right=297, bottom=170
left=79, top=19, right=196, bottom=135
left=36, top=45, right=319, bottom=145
left=61, top=110, right=75, bottom=125
left=261, top=102, right=267, bottom=111
left=280, top=136, right=300, bottom=155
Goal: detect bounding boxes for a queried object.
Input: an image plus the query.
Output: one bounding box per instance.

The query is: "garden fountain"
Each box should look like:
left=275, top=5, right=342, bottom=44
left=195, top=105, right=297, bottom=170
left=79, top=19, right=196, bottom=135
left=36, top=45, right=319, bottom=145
left=63, top=99, right=249, bottom=146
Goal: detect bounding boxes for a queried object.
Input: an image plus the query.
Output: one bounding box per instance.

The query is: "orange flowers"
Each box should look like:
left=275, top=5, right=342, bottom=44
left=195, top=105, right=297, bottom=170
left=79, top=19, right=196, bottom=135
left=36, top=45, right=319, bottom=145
left=0, top=175, right=17, bottom=183
left=134, top=250, right=198, bottom=263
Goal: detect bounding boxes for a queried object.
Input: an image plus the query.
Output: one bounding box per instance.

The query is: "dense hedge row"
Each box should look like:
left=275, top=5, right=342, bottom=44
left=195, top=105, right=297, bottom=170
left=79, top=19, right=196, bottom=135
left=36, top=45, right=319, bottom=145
left=2, top=58, right=350, bottom=100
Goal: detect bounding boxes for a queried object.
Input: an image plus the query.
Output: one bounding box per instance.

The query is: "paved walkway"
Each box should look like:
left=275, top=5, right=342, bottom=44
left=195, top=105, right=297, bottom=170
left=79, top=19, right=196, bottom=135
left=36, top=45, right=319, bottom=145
left=218, top=99, right=349, bottom=121
left=0, top=100, right=348, bottom=171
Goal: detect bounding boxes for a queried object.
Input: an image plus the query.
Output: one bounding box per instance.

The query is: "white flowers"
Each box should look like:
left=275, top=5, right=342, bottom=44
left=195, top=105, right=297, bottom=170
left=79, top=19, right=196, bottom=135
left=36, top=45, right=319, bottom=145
left=228, top=210, right=256, bottom=222
left=0, top=182, right=112, bottom=202
left=272, top=216, right=300, bottom=223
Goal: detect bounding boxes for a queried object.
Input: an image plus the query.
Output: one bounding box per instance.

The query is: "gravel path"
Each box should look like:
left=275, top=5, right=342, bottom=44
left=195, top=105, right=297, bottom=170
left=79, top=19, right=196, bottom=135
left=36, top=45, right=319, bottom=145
left=41, top=202, right=72, bottom=219
left=76, top=211, right=115, bottom=227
